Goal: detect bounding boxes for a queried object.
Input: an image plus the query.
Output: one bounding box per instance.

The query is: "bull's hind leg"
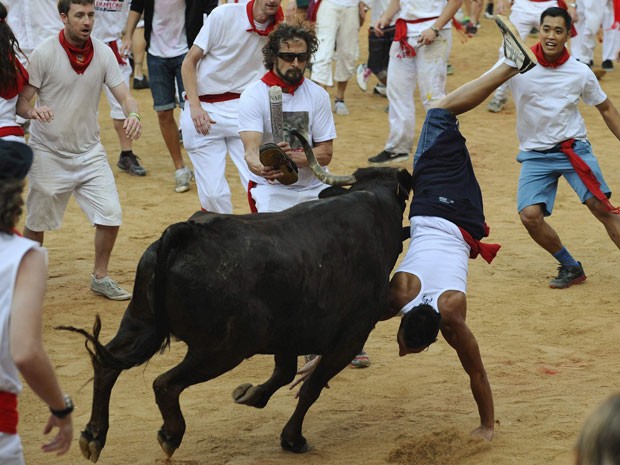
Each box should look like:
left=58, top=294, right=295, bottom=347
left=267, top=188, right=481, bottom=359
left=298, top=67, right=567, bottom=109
left=280, top=343, right=364, bottom=453
left=233, top=353, right=297, bottom=408
left=153, top=348, right=246, bottom=458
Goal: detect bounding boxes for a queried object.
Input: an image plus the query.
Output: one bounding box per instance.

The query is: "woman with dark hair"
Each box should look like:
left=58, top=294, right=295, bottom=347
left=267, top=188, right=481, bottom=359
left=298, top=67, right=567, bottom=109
left=0, top=1, right=53, bottom=142
left=0, top=139, right=73, bottom=463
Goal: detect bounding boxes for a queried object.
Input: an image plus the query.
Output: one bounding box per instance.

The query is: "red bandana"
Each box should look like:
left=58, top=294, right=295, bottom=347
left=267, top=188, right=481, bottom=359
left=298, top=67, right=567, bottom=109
left=261, top=70, right=304, bottom=95
left=559, top=139, right=620, bottom=214
left=0, top=57, right=28, bottom=100
left=531, top=42, right=570, bottom=68
left=58, top=30, right=94, bottom=75
left=246, top=0, right=284, bottom=36
left=458, top=224, right=501, bottom=264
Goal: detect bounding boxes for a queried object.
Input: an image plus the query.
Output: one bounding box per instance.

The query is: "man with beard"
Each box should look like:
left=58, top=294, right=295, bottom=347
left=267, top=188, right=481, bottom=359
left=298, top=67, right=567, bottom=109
left=239, top=23, right=373, bottom=367
left=239, top=22, right=334, bottom=213
left=180, top=0, right=284, bottom=214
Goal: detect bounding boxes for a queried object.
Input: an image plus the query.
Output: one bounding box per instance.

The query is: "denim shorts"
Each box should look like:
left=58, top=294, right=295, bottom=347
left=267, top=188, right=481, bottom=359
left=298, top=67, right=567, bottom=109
left=413, top=108, right=459, bottom=166
left=516, top=139, right=611, bottom=215
left=146, top=53, right=186, bottom=111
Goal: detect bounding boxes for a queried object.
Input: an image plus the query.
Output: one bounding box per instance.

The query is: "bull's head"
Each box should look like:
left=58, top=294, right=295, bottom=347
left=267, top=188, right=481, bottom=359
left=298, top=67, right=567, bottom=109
left=290, top=129, right=357, bottom=186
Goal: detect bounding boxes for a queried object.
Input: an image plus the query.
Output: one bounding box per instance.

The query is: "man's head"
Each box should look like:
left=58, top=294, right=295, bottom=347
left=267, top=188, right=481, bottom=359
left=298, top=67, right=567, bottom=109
left=0, top=140, right=33, bottom=233
left=263, top=22, right=318, bottom=85
left=58, top=0, right=95, bottom=45
left=397, top=304, right=441, bottom=356
left=538, top=7, right=571, bottom=62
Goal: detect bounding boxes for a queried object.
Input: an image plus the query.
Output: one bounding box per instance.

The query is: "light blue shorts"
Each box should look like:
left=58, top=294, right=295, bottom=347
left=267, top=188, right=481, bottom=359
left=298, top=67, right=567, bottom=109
left=516, top=139, right=611, bottom=216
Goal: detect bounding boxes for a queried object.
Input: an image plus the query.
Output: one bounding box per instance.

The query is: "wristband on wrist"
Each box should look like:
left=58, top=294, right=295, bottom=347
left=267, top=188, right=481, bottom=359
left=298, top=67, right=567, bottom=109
left=50, top=394, right=74, bottom=419
left=430, top=25, right=440, bottom=37
left=128, top=112, right=141, bottom=122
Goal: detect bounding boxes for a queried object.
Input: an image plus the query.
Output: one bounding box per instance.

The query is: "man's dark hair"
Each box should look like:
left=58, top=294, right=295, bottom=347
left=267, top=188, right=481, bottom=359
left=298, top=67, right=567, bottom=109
left=0, top=179, right=25, bottom=234
left=263, top=21, right=319, bottom=70
left=540, top=7, right=571, bottom=31
left=401, top=304, right=441, bottom=349
left=58, top=0, right=94, bottom=15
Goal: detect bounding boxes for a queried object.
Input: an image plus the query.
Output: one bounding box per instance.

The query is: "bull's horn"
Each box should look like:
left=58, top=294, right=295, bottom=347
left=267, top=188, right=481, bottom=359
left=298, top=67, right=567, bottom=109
left=291, top=129, right=356, bottom=186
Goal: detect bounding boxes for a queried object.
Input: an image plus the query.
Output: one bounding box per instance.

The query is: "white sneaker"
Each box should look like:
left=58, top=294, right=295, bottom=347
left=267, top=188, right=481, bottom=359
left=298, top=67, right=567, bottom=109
left=90, top=275, right=131, bottom=300
left=174, top=167, right=192, bottom=193
left=373, top=83, right=387, bottom=97
left=487, top=96, right=507, bottom=113
left=356, top=63, right=371, bottom=91
left=334, top=100, right=349, bottom=115
left=495, top=15, right=537, bottom=74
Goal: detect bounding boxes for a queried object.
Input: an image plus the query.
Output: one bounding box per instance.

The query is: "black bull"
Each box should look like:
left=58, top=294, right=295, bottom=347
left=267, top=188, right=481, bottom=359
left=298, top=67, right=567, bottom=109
left=61, top=136, right=413, bottom=462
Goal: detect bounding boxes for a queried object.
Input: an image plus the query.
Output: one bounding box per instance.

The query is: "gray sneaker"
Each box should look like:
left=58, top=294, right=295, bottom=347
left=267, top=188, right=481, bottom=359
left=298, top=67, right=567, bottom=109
left=495, top=14, right=538, bottom=73
left=487, top=96, right=507, bottom=113
left=90, top=275, right=131, bottom=300
left=334, top=100, right=349, bottom=115
left=175, top=167, right=192, bottom=193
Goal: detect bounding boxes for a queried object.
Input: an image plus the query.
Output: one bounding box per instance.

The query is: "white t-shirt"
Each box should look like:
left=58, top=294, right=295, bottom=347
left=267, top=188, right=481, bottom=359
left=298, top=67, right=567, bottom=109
left=0, top=96, right=20, bottom=133
left=4, top=0, right=62, bottom=54
left=396, top=216, right=469, bottom=316
left=193, top=3, right=272, bottom=95
left=92, top=0, right=131, bottom=43
left=239, top=78, right=336, bottom=190
left=508, top=56, right=607, bottom=151
left=0, top=234, right=45, bottom=395
left=27, top=36, right=124, bottom=156
left=397, top=0, right=449, bottom=35
left=149, top=0, right=189, bottom=58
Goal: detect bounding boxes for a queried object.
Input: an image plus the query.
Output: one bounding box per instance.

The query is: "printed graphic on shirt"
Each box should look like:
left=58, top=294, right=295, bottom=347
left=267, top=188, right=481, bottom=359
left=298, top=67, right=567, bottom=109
left=95, top=0, right=127, bottom=12
left=283, top=111, right=310, bottom=148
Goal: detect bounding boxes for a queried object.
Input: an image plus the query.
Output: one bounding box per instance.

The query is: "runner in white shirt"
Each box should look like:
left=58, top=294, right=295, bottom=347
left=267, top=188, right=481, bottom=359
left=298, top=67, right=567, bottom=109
left=570, top=0, right=611, bottom=68
left=486, top=0, right=576, bottom=113
left=180, top=0, right=283, bottom=214
left=450, top=9, right=620, bottom=288
left=4, top=0, right=62, bottom=60
left=367, top=0, right=461, bottom=164
left=0, top=140, right=73, bottom=463
left=92, top=0, right=147, bottom=176
left=22, top=0, right=142, bottom=301
left=239, top=22, right=335, bottom=212
left=0, top=3, right=54, bottom=143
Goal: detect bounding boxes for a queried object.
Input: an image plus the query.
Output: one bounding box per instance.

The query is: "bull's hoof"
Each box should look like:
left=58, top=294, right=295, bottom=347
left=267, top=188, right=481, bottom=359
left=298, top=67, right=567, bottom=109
left=232, top=383, right=268, bottom=408
left=79, top=430, right=104, bottom=463
left=157, top=429, right=179, bottom=458
left=280, top=433, right=309, bottom=453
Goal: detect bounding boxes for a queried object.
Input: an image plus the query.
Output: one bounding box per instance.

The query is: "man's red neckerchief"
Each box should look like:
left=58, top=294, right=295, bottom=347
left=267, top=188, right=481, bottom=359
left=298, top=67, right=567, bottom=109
left=246, top=0, right=284, bottom=36
left=58, top=30, right=94, bottom=75
left=261, top=69, right=304, bottom=95
left=531, top=42, right=570, bottom=68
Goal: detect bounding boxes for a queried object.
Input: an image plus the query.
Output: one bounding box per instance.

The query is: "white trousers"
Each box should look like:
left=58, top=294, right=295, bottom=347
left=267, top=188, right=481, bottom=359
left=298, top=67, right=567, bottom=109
left=180, top=99, right=251, bottom=214
left=250, top=183, right=325, bottom=212
left=311, top=0, right=359, bottom=86
left=0, top=433, right=26, bottom=465
left=571, top=0, right=611, bottom=64
left=384, top=30, right=451, bottom=154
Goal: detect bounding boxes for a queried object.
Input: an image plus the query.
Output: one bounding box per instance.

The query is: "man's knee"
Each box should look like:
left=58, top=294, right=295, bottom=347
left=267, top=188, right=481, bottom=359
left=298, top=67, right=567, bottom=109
left=519, top=204, right=545, bottom=229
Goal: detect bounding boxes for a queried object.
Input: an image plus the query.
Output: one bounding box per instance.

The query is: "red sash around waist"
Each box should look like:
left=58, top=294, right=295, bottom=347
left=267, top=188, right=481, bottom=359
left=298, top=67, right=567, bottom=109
left=394, top=16, right=439, bottom=57
left=0, top=126, right=25, bottom=138
left=186, top=92, right=241, bottom=103
left=0, top=391, right=18, bottom=434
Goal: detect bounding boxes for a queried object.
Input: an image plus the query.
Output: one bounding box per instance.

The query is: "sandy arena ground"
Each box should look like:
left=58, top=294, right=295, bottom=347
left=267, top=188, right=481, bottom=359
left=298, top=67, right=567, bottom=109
left=15, top=17, right=620, bottom=465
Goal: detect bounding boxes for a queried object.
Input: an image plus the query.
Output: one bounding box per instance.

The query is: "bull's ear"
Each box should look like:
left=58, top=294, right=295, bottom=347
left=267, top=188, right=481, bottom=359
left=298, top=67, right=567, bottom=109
left=319, top=186, right=349, bottom=198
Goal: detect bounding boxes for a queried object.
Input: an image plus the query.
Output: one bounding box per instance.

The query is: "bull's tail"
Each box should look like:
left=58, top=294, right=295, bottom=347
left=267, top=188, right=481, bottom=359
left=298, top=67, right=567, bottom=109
left=57, top=314, right=162, bottom=371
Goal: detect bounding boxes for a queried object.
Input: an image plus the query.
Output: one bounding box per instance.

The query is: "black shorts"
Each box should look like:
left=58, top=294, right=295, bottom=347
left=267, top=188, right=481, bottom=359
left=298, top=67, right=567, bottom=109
left=368, top=26, right=395, bottom=76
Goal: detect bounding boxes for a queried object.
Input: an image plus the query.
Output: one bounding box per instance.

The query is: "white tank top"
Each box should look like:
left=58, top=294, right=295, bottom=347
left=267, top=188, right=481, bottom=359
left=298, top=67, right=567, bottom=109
left=0, top=234, right=44, bottom=394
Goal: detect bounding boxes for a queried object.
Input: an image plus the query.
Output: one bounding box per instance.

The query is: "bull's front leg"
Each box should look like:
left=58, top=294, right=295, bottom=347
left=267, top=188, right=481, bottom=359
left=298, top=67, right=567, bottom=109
left=280, top=345, right=361, bottom=453
left=80, top=365, right=122, bottom=463
left=232, top=353, right=297, bottom=408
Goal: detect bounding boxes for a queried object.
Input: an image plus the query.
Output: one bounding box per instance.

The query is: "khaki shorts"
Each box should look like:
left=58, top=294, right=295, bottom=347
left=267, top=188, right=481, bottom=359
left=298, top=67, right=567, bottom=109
left=25, top=144, right=122, bottom=231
